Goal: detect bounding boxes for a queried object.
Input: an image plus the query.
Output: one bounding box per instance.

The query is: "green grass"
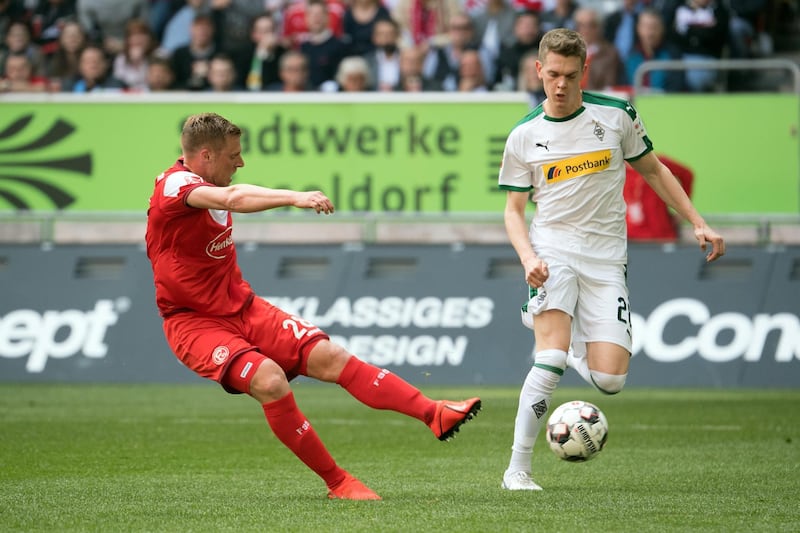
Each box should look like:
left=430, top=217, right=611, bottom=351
left=1, top=384, right=798, bottom=532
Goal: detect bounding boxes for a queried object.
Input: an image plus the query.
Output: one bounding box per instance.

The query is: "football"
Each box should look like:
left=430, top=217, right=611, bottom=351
left=546, top=400, right=608, bottom=462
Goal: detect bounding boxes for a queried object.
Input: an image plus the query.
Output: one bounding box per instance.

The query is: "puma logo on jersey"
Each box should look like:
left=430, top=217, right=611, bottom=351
left=535, top=141, right=549, bottom=151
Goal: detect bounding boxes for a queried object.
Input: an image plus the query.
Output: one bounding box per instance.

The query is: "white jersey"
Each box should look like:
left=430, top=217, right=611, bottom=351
left=499, top=92, right=653, bottom=263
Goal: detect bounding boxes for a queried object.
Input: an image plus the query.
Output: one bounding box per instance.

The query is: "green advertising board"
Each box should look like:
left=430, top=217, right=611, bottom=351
left=1, top=93, right=797, bottom=214
left=0, top=94, right=528, bottom=213
left=635, top=93, right=799, bottom=214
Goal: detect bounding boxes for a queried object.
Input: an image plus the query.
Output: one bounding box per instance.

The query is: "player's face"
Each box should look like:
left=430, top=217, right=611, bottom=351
left=537, top=52, right=585, bottom=118
left=206, top=135, right=244, bottom=186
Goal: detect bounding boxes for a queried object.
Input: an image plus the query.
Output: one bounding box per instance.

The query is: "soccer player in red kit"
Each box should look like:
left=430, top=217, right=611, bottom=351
left=145, top=112, right=481, bottom=501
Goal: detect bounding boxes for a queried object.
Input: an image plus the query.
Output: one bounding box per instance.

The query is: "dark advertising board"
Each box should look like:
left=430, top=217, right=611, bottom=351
left=1, top=244, right=797, bottom=387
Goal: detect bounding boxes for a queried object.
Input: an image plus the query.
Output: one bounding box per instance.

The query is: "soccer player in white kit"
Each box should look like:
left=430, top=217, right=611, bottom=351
left=498, top=28, right=726, bottom=491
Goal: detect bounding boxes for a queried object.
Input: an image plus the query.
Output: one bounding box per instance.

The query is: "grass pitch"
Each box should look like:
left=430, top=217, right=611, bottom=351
left=1, top=383, right=798, bottom=532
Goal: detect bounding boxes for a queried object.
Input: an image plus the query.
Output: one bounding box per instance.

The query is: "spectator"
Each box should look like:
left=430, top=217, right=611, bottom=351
left=342, top=0, right=391, bottom=56
left=233, top=13, right=286, bottom=91
left=206, top=51, right=241, bottom=91
left=517, top=50, right=544, bottom=108
left=145, top=55, right=176, bottom=90
left=300, top=0, right=351, bottom=89
left=364, top=17, right=401, bottom=91
left=624, top=154, right=694, bottom=241
left=457, top=48, right=488, bottom=91
left=43, top=18, right=86, bottom=89
left=330, top=54, right=372, bottom=91
left=423, top=12, right=488, bottom=92
left=539, top=0, right=577, bottom=33
left=30, top=0, right=77, bottom=56
left=727, top=0, right=768, bottom=58
left=625, top=8, right=684, bottom=91
left=159, top=0, right=208, bottom=56
left=148, top=0, right=183, bottom=42
left=494, top=10, right=541, bottom=91
left=266, top=49, right=311, bottom=91
left=671, top=0, right=730, bottom=92
left=282, top=0, right=346, bottom=49
left=0, top=52, right=49, bottom=92
left=112, top=18, right=157, bottom=91
left=396, top=44, right=439, bottom=90
left=392, top=0, right=461, bottom=50
left=471, top=0, right=516, bottom=80
left=604, top=0, right=646, bottom=63
left=76, top=0, right=149, bottom=56
left=170, top=13, right=216, bottom=90
left=651, top=0, right=683, bottom=31
left=1, top=20, right=44, bottom=77
left=64, top=44, right=126, bottom=92
left=1, top=1, right=29, bottom=46
left=209, top=0, right=265, bottom=53
left=574, top=7, right=625, bottom=91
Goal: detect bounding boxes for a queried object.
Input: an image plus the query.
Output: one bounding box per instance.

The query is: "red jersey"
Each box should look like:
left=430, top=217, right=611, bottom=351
left=624, top=154, right=694, bottom=241
left=145, top=159, right=254, bottom=317
left=282, top=0, right=345, bottom=48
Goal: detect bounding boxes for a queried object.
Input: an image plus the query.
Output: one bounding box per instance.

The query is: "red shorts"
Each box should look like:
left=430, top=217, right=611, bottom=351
left=162, top=297, right=329, bottom=394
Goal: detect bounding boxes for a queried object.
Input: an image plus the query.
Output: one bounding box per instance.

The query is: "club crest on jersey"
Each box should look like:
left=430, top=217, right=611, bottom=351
left=212, top=346, right=230, bottom=365
left=593, top=121, right=605, bottom=141
left=543, top=150, right=612, bottom=184
left=206, top=227, right=234, bottom=259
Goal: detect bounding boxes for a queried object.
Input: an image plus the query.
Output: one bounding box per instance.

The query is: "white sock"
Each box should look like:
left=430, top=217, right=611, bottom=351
left=507, top=349, right=566, bottom=475
left=567, top=347, right=593, bottom=386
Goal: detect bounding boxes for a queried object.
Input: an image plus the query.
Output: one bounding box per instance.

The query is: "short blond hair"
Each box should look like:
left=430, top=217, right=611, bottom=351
left=538, top=28, right=587, bottom=66
left=180, top=113, right=241, bottom=155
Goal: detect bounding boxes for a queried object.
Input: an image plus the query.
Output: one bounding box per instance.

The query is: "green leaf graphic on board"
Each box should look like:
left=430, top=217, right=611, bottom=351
left=0, top=114, right=92, bottom=209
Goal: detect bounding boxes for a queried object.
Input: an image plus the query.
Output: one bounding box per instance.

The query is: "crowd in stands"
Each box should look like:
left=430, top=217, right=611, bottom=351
left=0, top=0, right=785, bottom=96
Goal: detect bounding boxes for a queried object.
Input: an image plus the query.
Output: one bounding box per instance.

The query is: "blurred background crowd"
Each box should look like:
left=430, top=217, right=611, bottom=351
left=0, top=0, right=797, bottom=97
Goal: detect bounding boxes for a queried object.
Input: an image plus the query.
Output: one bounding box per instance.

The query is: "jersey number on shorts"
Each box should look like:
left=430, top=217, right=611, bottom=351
left=282, top=315, right=322, bottom=339
left=617, top=297, right=632, bottom=339
left=616, top=297, right=630, bottom=324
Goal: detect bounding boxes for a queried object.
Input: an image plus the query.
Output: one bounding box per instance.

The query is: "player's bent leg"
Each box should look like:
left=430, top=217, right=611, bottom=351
left=585, top=341, right=630, bottom=395
left=589, top=370, right=627, bottom=395
left=227, top=353, right=366, bottom=497
left=565, top=344, right=594, bottom=386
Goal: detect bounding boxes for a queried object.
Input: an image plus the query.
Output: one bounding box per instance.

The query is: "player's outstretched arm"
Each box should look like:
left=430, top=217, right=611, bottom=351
left=630, top=153, right=725, bottom=262
left=187, top=184, right=335, bottom=214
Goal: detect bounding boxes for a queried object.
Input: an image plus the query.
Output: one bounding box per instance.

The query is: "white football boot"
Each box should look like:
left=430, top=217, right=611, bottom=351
left=501, top=471, right=543, bottom=491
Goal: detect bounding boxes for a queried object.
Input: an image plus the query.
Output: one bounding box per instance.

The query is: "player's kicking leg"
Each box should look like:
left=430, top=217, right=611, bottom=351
left=331, top=351, right=481, bottom=440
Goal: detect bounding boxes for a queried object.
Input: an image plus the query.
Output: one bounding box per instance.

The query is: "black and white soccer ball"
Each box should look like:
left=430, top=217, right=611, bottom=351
left=546, top=400, right=609, bottom=462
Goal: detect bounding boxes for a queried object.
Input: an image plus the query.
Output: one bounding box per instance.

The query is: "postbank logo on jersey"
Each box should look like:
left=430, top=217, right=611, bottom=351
left=206, top=227, right=234, bottom=259
left=543, top=150, right=612, bottom=184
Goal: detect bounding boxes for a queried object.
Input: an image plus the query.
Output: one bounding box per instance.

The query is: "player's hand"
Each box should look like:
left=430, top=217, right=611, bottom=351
left=297, top=191, right=334, bottom=215
left=694, top=224, right=725, bottom=262
left=523, top=255, right=549, bottom=288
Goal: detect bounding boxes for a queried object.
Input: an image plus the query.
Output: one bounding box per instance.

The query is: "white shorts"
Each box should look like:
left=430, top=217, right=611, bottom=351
left=520, top=252, right=632, bottom=355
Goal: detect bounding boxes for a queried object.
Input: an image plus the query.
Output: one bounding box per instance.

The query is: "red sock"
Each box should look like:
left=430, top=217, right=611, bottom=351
left=336, top=357, right=436, bottom=424
left=262, top=391, right=346, bottom=489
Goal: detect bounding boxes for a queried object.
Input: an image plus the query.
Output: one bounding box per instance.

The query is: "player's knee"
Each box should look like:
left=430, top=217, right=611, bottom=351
left=249, top=359, right=290, bottom=401
left=533, top=348, right=568, bottom=371
left=590, top=370, right=627, bottom=395
left=307, top=339, right=351, bottom=382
